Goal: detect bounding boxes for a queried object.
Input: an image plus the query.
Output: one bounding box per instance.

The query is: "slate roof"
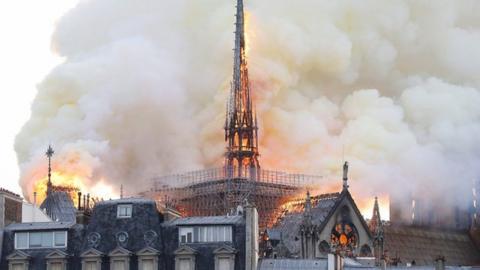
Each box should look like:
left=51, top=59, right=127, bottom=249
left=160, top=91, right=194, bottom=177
left=5, top=222, right=74, bottom=231
left=0, top=229, right=3, bottom=263
left=258, top=259, right=328, bottom=270
left=309, top=193, right=341, bottom=225
left=39, top=191, right=76, bottom=223
left=266, top=229, right=282, bottom=241
left=170, top=215, right=244, bottom=226
left=346, top=267, right=480, bottom=270
left=272, top=193, right=341, bottom=256
left=383, top=225, right=480, bottom=266
left=96, top=197, right=155, bottom=205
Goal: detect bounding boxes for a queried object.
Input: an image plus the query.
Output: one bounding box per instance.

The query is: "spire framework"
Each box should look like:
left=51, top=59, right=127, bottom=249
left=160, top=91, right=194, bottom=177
left=225, top=0, right=260, bottom=179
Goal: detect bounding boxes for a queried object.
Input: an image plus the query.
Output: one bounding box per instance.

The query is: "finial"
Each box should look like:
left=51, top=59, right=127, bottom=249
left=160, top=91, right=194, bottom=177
left=86, top=194, right=90, bottom=210
left=46, top=145, right=54, bottom=158
left=303, top=190, right=313, bottom=225
left=373, top=196, right=380, bottom=219
left=342, top=161, right=349, bottom=190
left=305, top=190, right=312, bottom=214
left=45, top=145, right=55, bottom=195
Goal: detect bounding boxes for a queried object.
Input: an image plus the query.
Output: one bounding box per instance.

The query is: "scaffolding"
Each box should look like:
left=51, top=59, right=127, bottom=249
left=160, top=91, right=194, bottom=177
left=141, top=167, right=324, bottom=229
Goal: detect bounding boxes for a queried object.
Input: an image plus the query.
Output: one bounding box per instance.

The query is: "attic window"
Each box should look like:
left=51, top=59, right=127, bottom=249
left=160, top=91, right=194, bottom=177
left=14, top=231, right=67, bottom=249
left=117, top=204, right=132, bottom=218
left=179, top=226, right=232, bottom=243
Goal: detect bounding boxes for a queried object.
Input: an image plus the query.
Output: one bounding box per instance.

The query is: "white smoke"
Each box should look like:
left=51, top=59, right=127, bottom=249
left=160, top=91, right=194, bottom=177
left=15, top=0, right=480, bottom=216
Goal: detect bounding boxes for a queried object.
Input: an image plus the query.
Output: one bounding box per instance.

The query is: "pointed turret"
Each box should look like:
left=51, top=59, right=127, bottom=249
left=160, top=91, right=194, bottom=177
left=304, top=190, right=312, bottom=224
left=301, top=190, right=317, bottom=259
left=369, top=196, right=382, bottom=233
left=370, top=196, right=385, bottom=265
left=225, top=0, right=260, bottom=179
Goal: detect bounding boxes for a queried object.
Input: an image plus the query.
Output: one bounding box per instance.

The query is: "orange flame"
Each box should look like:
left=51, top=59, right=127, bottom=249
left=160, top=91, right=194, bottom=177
left=277, top=187, right=391, bottom=222
left=244, top=11, right=253, bottom=56
left=33, top=171, right=116, bottom=207
left=33, top=172, right=84, bottom=206
left=358, top=195, right=390, bottom=220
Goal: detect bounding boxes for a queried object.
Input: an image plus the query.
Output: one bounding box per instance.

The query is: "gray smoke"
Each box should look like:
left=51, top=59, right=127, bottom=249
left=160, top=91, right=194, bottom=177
left=15, top=0, right=480, bottom=217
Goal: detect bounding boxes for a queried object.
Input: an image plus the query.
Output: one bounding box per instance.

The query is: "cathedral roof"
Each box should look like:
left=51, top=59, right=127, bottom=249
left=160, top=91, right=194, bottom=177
left=39, top=191, right=76, bottom=223
left=383, top=225, right=480, bottom=266
left=270, top=192, right=342, bottom=256
left=269, top=189, right=373, bottom=257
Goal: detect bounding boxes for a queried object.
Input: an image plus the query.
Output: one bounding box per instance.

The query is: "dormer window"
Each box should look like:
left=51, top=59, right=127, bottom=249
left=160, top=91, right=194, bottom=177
left=14, top=231, right=67, bottom=249
left=117, top=204, right=132, bottom=218
left=179, top=226, right=232, bottom=244
left=179, top=227, right=193, bottom=244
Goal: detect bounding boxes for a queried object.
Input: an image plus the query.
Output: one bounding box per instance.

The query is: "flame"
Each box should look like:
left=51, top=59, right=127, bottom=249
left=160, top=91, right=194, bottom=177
left=277, top=188, right=391, bottom=223
left=33, top=171, right=84, bottom=206
left=244, top=11, right=253, bottom=56
left=91, top=180, right=116, bottom=199
left=33, top=171, right=116, bottom=207
left=358, top=195, right=390, bottom=220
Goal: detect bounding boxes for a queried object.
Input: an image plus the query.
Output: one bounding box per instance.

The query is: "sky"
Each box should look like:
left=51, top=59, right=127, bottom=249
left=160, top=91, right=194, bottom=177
left=0, top=0, right=78, bottom=195
left=3, top=1, right=480, bottom=223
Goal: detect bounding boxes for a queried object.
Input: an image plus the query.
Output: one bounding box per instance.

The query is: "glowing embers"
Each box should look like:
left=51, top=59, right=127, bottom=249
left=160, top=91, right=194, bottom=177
left=331, top=222, right=358, bottom=255
left=339, top=232, right=348, bottom=245
left=330, top=205, right=358, bottom=255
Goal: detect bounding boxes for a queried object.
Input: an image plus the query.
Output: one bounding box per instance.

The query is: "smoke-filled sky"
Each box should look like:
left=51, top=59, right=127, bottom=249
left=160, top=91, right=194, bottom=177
left=13, top=0, right=480, bottom=218
left=0, top=0, right=78, bottom=195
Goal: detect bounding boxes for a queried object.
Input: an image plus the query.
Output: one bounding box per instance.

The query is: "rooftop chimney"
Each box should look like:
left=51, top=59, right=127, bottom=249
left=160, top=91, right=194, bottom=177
left=78, top=192, right=82, bottom=210
left=32, top=191, right=37, bottom=222
left=435, top=256, right=445, bottom=270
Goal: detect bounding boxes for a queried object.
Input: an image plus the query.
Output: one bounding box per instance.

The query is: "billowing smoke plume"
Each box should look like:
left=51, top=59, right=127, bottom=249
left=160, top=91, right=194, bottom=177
left=15, top=0, right=480, bottom=217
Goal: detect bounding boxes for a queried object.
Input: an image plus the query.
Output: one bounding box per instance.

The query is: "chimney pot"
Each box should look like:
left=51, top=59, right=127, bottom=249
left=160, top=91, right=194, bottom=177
left=78, top=192, right=82, bottom=210
left=86, top=194, right=90, bottom=210
left=435, top=256, right=445, bottom=270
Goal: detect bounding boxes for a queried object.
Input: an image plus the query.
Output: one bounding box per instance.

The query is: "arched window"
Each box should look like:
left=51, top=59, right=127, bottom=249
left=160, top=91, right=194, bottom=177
left=318, top=241, right=330, bottom=254
left=340, top=206, right=350, bottom=221
left=360, top=245, right=373, bottom=257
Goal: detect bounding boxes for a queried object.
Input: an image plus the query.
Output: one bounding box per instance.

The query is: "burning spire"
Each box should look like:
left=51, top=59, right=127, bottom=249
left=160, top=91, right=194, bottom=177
left=45, top=145, right=54, bottom=196
left=225, top=0, right=260, bottom=178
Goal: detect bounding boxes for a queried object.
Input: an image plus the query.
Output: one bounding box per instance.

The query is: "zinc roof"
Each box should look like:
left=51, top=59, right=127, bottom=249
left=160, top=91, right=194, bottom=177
left=5, top=222, right=74, bottom=231
left=171, top=215, right=244, bottom=226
